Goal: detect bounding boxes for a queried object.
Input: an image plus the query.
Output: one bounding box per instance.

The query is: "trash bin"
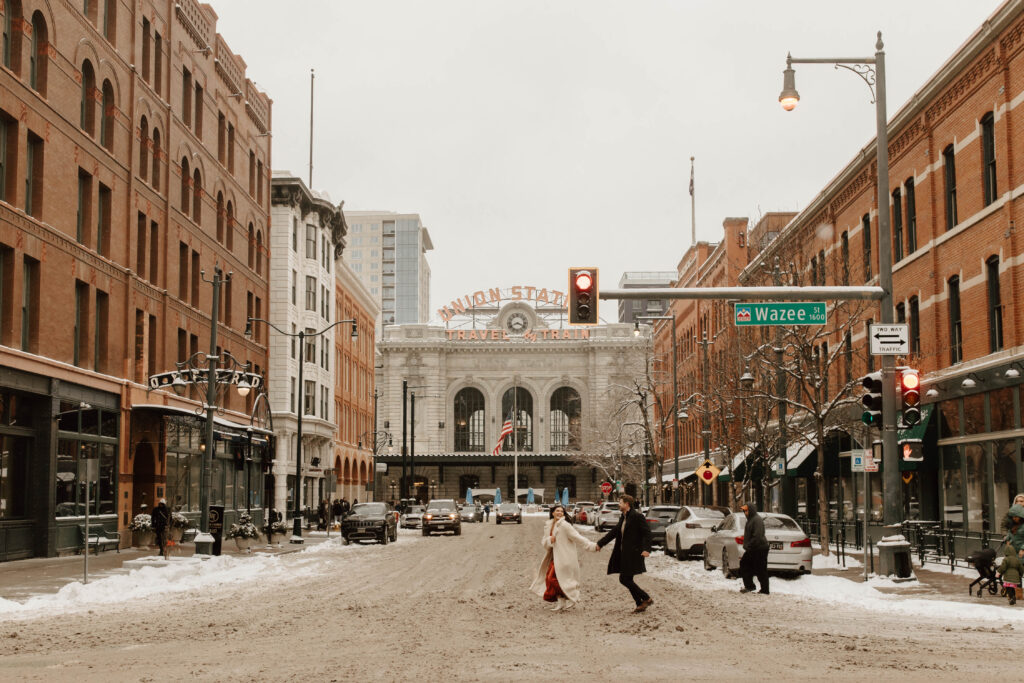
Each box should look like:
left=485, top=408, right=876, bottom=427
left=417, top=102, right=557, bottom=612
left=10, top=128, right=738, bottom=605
left=877, top=534, right=913, bottom=578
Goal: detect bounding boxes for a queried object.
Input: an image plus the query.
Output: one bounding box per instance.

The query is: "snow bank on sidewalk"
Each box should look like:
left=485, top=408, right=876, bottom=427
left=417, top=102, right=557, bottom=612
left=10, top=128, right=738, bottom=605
left=0, top=535, right=420, bottom=620
left=647, top=554, right=1024, bottom=622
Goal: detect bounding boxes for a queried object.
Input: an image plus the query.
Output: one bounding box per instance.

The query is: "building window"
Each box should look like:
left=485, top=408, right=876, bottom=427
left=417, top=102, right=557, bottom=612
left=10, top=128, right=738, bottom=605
left=895, top=302, right=905, bottom=324
left=102, top=0, right=115, bottom=43
left=25, top=131, right=42, bottom=218
left=97, top=182, right=110, bottom=256
left=840, top=231, right=849, bottom=285
left=151, top=128, right=160, bottom=191
left=303, top=380, right=315, bottom=416
left=0, top=113, right=12, bottom=204
left=909, top=296, right=920, bottom=356
left=149, top=219, right=159, bottom=284
left=305, top=276, right=316, bottom=311
left=246, top=225, right=254, bottom=267
left=77, top=169, right=92, bottom=245
left=943, top=144, right=957, bottom=230
left=139, top=117, right=149, bottom=180
left=550, top=386, right=582, bottom=451
left=290, top=378, right=296, bottom=414
left=193, top=82, right=203, bottom=138
left=191, top=168, right=201, bottom=223
left=227, top=123, right=235, bottom=172
left=29, top=11, right=48, bottom=95
left=80, top=60, right=97, bottom=135
left=140, top=215, right=152, bottom=282
left=95, top=289, right=108, bottom=372
left=981, top=112, right=997, bottom=206
left=454, top=388, right=485, bottom=452
left=100, top=80, right=114, bottom=150
left=74, top=280, right=89, bottom=367
left=248, top=151, right=255, bottom=195
left=987, top=255, right=1003, bottom=353
left=321, top=386, right=328, bottom=419
left=225, top=201, right=234, bottom=251
left=216, top=192, right=224, bottom=243
left=500, top=387, right=533, bottom=452
left=892, top=188, right=903, bottom=262
left=305, top=224, right=316, bottom=259
left=3, top=1, right=23, bottom=74
left=153, top=31, right=162, bottom=94
left=180, top=157, right=190, bottom=212
left=817, top=249, right=825, bottom=285
left=861, top=213, right=871, bottom=280
left=178, top=242, right=188, bottom=299
left=555, top=474, right=577, bottom=499
left=948, top=275, right=962, bottom=364
left=255, top=230, right=263, bottom=276
left=141, top=18, right=151, bottom=82
left=292, top=217, right=298, bottom=252
left=191, top=250, right=200, bottom=307
left=21, top=256, right=39, bottom=352
left=217, top=112, right=226, bottom=163
left=182, top=67, right=192, bottom=127
left=905, top=177, right=917, bottom=254
left=291, top=270, right=297, bottom=306
left=304, top=330, right=315, bottom=362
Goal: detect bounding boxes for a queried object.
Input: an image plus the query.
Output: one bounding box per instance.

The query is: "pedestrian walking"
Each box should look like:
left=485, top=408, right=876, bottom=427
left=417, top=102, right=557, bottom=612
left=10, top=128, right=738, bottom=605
left=739, top=502, right=769, bottom=595
left=340, top=497, right=351, bottom=517
left=332, top=498, right=343, bottom=525
left=152, top=498, right=170, bottom=558
left=530, top=504, right=598, bottom=611
left=997, top=542, right=1023, bottom=606
left=1004, top=504, right=1024, bottom=552
left=317, top=499, right=329, bottom=530
left=483, top=502, right=491, bottom=522
left=596, top=494, right=653, bottom=613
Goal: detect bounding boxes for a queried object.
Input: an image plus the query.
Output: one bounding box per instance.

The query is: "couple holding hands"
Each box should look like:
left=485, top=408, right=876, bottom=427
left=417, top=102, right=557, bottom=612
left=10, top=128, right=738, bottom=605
left=529, top=495, right=653, bottom=613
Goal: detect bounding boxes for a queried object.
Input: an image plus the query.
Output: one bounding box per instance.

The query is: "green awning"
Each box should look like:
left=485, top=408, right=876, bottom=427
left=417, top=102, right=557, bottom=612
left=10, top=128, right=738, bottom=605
left=898, top=404, right=934, bottom=444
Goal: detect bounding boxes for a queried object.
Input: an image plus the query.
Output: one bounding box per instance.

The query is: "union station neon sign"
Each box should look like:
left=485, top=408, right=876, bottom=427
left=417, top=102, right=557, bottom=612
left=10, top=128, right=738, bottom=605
left=446, top=328, right=590, bottom=342
left=438, top=285, right=566, bottom=322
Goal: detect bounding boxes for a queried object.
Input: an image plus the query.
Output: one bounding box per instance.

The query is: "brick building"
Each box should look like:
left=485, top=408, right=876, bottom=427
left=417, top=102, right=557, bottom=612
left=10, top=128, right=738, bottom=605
left=651, top=0, right=1024, bottom=541
left=0, top=0, right=271, bottom=560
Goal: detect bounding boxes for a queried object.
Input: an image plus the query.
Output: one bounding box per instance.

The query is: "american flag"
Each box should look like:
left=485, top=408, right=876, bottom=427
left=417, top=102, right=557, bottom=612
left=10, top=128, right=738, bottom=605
left=493, top=412, right=514, bottom=455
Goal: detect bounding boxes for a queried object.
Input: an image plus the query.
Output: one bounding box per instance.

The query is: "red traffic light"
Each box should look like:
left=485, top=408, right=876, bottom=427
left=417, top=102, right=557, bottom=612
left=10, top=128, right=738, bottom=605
left=575, top=270, right=593, bottom=291
left=902, top=371, right=920, bottom=390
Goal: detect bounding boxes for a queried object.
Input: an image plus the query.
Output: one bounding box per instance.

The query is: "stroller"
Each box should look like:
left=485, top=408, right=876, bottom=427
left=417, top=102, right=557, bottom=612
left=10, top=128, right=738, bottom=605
left=967, top=546, right=1000, bottom=597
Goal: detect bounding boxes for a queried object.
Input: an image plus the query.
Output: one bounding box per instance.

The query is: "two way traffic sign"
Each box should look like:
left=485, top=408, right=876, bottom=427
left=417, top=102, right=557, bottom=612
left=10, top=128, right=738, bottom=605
left=869, top=323, right=909, bottom=356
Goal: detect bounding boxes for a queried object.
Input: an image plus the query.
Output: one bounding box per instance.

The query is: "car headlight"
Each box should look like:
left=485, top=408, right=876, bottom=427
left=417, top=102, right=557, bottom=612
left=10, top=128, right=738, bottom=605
left=449, top=514, right=457, bottom=519
left=424, top=514, right=433, bottom=520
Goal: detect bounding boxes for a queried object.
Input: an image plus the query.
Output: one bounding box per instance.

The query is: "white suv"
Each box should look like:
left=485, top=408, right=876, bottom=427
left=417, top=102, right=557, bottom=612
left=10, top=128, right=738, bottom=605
left=594, top=502, right=621, bottom=531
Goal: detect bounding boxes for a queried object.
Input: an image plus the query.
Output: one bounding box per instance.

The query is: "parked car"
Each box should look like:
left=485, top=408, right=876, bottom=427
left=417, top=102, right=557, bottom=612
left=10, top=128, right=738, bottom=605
left=593, top=502, right=621, bottom=531
left=341, top=502, right=398, bottom=545
left=643, top=505, right=681, bottom=546
left=423, top=499, right=462, bottom=536
left=495, top=502, right=522, bottom=524
left=459, top=504, right=483, bottom=523
left=400, top=505, right=425, bottom=529
left=663, top=506, right=730, bottom=559
left=574, top=501, right=596, bottom=524
left=702, top=511, right=812, bottom=577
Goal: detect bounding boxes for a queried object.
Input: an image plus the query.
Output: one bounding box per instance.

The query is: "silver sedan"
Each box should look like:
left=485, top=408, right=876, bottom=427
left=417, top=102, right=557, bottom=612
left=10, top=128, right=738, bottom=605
left=702, top=512, right=813, bottom=577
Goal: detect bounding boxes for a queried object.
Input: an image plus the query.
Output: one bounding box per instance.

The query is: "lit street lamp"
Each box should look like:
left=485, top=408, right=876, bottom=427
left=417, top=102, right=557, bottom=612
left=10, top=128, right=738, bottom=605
left=246, top=316, right=358, bottom=541
left=779, top=33, right=899, bottom=523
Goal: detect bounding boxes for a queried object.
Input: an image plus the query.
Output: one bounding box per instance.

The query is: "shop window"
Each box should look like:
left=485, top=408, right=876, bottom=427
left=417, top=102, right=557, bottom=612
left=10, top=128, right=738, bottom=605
left=938, top=400, right=960, bottom=439
left=0, top=435, right=29, bottom=518
left=990, top=387, right=1015, bottom=433
left=965, top=444, right=989, bottom=533
left=941, top=445, right=963, bottom=528
left=963, top=394, right=985, bottom=435
left=994, top=441, right=1020, bottom=528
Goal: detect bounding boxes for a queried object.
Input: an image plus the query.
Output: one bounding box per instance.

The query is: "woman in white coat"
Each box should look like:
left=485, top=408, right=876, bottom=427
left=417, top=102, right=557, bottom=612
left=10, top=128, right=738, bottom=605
left=530, top=504, right=598, bottom=611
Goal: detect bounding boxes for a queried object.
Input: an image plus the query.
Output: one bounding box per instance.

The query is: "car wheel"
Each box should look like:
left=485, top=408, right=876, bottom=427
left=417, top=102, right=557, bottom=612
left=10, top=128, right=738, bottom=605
left=454, top=526, right=461, bottom=536
left=380, top=530, right=389, bottom=545
left=422, top=529, right=430, bottom=536
left=390, top=528, right=397, bottom=542
left=517, top=517, right=522, bottom=524
left=703, top=545, right=713, bottom=571
left=342, top=536, right=350, bottom=546
left=664, top=537, right=674, bottom=557
left=497, top=519, right=502, bottom=525
left=676, top=537, right=688, bottom=562
left=722, top=549, right=734, bottom=579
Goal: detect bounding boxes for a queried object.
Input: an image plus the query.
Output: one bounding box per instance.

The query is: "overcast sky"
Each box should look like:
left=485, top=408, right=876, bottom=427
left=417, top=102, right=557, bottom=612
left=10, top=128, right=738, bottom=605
left=214, top=0, right=1000, bottom=320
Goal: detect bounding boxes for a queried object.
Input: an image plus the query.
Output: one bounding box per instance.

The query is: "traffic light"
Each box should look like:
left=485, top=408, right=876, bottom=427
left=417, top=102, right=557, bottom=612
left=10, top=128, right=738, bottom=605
left=860, top=371, right=883, bottom=427
left=569, top=267, right=599, bottom=324
left=901, top=368, right=921, bottom=427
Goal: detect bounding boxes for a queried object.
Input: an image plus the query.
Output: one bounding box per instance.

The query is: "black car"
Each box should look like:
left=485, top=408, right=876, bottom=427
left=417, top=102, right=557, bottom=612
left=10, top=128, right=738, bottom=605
left=644, top=505, right=681, bottom=546
left=342, top=502, right=397, bottom=545
left=495, top=503, right=522, bottom=524
left=422, top=499, right=462, bottom=536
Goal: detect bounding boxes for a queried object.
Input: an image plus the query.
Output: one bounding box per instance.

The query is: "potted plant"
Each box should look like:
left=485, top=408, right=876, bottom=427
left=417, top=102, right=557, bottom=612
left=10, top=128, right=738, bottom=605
left=129, top=513, right=155, bottom=548
left=264, top=510, right=288, bottom=547
left=225, top=512, right=260, bottom=552
left=169, top=511, right=192, bottom=542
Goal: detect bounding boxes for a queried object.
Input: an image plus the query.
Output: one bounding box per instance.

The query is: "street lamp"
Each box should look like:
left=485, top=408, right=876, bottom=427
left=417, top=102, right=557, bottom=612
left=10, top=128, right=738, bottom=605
left=637, top=314, right=680, bottom=504
left=779, top=32, right=898, bottom=523
left=246, top=316, right=358, bottom=541
left=147, top=268, right=263, bottom=546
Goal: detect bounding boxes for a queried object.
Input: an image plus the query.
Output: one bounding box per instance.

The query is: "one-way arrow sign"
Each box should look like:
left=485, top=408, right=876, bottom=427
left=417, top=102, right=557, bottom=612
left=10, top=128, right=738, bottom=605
left=869, top=323, right=909, bottom=356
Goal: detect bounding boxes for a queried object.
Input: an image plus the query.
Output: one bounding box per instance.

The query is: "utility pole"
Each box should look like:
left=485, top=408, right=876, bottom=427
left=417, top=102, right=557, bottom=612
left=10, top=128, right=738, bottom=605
left=775, top=259, right=795, bottom=517
left=401, top=380, right=408, bottom=500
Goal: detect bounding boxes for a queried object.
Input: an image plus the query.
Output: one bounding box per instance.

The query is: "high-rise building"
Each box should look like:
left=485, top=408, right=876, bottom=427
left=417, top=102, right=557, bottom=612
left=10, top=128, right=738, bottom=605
left=616, top=271, right=677, bottom=324
left=343, top=211, right=433, bottom=336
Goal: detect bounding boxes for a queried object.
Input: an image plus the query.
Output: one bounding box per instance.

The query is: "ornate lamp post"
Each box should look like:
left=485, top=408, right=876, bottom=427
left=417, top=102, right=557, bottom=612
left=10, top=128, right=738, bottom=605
left=246, top=316, right=357, bottom=541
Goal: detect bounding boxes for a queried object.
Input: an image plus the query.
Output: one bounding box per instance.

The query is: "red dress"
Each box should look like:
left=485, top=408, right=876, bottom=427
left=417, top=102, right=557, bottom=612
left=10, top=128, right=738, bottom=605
left=543, top=553, right=566, bottom=602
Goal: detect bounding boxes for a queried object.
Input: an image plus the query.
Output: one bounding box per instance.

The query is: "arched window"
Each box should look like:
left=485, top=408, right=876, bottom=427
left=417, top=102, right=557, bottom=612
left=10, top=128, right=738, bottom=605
left=454, top=387, right=485, bottom=452
left=501, top=387, right=533, bottom=452
left=191, top=168, right=201, bottom=223
left=555, top=473, right=576, bottom=499
left=255, top=230, right=263, bottom=275
left=458, top=474, right=480, bottom=495
left=3, top=1, right=23, bottom=75
left=225, top=201, right=234, bottom=251
left=216, top=192, right=224, bottom=243
left=80, top=60, right=96, bottom=135
left=342, top=458, right=351, bottom=484
left=247, top=223, right=255, bottom=268
left=29, top=11, right=47, bottom=95
left=549, top=387, right=581, bottom=451
left=100, top=80, right=114, bottom=150
left=138, top=116, right=149, bottom=181
left=180, top=157, right=190, bottom=212
left=150, top=128, right=160, bottom=190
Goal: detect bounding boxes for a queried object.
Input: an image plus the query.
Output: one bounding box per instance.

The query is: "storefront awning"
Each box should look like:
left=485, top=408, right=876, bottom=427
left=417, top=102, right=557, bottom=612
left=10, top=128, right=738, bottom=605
left=785, top=440, right=817, bottom=477
left=898, top=404, right=934, bottom=444
left=132, top=403, right=275, bottom=437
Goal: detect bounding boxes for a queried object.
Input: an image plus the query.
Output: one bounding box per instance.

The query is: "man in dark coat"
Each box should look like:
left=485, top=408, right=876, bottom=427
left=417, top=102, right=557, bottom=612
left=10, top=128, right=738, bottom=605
left=739, top=502, right=769, bottom=595
left=597, top=494, right=653, bottom=612
left=152, top=498, right=170, bottom=558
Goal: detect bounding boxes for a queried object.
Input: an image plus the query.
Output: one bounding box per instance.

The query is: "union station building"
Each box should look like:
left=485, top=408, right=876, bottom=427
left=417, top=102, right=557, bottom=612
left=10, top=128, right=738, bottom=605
left=375, top=287, right=649, bottom=504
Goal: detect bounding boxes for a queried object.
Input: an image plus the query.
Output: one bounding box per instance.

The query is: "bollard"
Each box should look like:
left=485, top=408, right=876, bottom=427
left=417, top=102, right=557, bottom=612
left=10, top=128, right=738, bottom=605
left=868, top=538, right=875, bottom=575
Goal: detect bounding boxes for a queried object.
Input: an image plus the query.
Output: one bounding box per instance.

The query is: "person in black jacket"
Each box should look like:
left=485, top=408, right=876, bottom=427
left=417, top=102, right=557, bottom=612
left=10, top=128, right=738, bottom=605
left=739, top=502, right=769, bottom=595
left=152, top=498, right=170, bottom=558
left=597, top=494, right=654, bottom=612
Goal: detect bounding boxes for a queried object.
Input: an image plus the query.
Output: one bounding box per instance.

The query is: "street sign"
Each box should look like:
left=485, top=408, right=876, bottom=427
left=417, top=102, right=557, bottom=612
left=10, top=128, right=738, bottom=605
left=600, top=482, right=612, bottom=495
left=733, top=302, right=826, bottom=327
left=672, top=478, right=679, bottom=489
left=851, top=451, right=866, bottom=473
left=695, top=460, right=720, bottom=485
left=864, top=454, right=879, bottom=473
left=868, top=323, right=909, bottom=355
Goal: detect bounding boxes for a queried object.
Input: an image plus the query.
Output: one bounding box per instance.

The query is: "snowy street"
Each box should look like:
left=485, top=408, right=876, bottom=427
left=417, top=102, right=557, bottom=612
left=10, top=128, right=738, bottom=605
left=0, top=516, right=1016, bottom=680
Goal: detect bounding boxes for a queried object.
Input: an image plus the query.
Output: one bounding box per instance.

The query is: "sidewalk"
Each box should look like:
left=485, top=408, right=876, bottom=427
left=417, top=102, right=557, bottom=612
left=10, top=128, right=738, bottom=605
left=0, top=531, right=335, bottom=602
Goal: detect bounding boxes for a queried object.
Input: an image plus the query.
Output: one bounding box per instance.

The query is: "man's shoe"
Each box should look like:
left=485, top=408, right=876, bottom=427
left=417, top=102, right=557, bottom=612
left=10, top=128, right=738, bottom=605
left=757, top=590, right=770, bottom=595
left=739, top=588, right=751, bottom=593
left=632, top=597, right=653, bottom=613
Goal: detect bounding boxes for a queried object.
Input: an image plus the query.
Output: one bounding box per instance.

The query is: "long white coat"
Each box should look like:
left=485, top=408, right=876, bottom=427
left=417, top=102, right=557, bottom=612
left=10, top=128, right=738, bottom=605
left=529, top=518, right=598, bottom=603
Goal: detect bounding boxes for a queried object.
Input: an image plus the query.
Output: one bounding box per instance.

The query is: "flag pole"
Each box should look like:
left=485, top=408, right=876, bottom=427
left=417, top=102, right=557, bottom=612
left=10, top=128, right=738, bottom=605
left=689, top=156, right=696, bottom=245
left=513, top=378, right=519, bottom=505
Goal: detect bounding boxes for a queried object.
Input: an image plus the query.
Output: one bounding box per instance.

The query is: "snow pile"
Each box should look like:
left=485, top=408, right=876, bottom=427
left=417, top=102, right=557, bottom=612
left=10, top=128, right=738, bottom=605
left=647, top=554, right=1024, bottom=622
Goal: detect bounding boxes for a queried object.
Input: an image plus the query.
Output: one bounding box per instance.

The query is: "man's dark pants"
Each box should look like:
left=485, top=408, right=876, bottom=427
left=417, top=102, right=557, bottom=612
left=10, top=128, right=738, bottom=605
left=619, top=573, right=650, bottom=605
left=740, top=548, right=770, bottom=593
